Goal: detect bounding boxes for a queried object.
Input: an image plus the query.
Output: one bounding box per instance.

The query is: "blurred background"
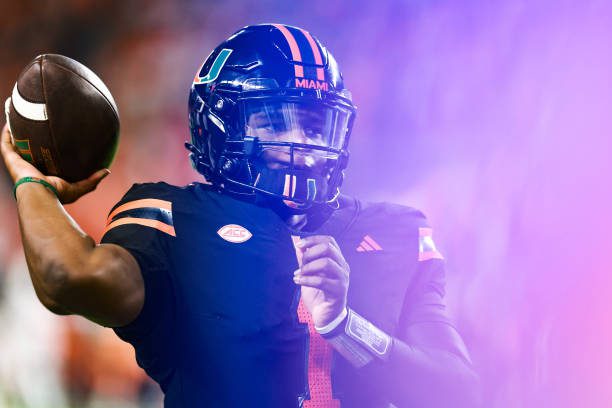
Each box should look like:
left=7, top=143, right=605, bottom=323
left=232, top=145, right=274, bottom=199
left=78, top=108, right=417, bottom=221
left=1, top=0, right=612, bottom=406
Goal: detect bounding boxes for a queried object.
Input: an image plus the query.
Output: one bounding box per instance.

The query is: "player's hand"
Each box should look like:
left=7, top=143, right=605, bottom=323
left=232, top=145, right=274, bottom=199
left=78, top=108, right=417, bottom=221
left=1, top=123, right=109, bottom=204
left=294, top=235, right=349, bottom=328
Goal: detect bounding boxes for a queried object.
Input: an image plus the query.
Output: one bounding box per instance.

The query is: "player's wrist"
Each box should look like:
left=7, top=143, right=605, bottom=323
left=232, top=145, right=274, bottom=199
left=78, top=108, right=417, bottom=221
left=320, top=308, right=393, bottom=368
left=315, top=307, right=348, bottom=335
left=13, top=176, right=59, bottom=200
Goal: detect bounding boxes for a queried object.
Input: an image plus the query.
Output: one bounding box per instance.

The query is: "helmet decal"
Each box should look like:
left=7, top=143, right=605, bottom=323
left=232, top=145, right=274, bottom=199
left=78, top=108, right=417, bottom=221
left=282, top=174, right=297, bottom=198
left=306, top=178, right=317, bottom=201
left=271, top=24, right=304, bottom=78
left=296, top=28, right=325, bottom=81
left=194, top=48, right=233, bottom=85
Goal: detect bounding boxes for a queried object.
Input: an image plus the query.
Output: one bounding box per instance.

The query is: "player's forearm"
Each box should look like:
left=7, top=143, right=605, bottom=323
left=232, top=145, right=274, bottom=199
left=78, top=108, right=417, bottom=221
left=322, top=309, right=480, bottom=406
left=16, top=183, right=96, bottom=310
left=362, top=338, right=481, bottom=407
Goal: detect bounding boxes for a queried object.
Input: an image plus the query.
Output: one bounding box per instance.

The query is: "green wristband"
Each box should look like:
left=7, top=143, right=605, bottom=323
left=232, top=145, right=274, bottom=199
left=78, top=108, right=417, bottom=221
left=13, top=177, right=59, bottom=199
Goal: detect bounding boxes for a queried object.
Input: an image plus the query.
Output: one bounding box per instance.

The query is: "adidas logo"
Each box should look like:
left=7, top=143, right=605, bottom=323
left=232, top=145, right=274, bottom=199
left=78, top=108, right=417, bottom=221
left=356, top=235, right=383, bottom=252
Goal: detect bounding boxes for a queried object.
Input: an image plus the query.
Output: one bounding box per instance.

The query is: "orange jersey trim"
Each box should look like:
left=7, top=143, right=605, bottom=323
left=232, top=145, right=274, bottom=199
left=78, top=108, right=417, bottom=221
left=103, top=217, right=176, bottom=237
left=106, top=198, right=172, bottom=226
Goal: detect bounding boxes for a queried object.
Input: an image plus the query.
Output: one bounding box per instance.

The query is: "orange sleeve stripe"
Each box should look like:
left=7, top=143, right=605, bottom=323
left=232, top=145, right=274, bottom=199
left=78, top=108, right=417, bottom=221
left=106, top=198, right=172, bottom=226
left=103, top=217, right=176, bottom=237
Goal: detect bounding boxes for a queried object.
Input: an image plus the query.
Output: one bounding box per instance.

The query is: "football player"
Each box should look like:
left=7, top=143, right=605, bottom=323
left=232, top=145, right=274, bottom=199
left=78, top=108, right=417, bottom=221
left=1, top=24, right=479, bottom=406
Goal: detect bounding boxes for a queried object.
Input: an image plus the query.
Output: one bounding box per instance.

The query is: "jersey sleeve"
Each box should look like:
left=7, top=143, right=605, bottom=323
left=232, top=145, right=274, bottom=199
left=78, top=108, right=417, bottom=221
left=395, top=213, right=457, bottom=332
left=399, top=241, right=452, bottom=327
left=351, top=209, right=478, bottom=406
left=397, top=214, right=472, bottom=362
left=100, top=183, right=175, bottom=342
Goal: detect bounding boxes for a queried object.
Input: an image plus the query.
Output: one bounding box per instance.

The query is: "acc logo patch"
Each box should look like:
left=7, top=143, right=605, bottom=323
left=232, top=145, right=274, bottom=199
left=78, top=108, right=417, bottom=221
left=217, top=224, right=252, bottom=243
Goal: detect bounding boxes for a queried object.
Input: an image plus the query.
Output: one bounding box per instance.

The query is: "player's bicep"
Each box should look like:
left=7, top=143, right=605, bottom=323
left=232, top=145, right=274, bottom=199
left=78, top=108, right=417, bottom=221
left=62, top=243, right=144, bottom=327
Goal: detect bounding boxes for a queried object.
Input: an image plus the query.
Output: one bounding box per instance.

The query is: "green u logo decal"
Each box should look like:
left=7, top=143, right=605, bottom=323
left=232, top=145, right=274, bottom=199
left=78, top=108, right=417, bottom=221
left=194, top=48, right=233, bottom=85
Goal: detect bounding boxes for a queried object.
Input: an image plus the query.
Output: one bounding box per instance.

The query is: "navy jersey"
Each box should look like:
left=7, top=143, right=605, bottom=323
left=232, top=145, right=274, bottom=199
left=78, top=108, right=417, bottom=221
left=101, top=182, right=454, bottom=407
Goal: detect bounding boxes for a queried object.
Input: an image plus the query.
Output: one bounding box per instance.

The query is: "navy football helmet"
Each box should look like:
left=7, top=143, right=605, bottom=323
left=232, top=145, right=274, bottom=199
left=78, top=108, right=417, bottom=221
left=187, top=24, right=356, bottom=213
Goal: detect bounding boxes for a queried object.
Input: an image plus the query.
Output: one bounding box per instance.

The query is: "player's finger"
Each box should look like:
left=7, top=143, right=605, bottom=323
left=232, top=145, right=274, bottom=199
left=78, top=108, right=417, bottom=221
left=1, top=123, right=9, bottom=143
left=56, top=169, right=110, bottom=204
left=301, top=243, right=347, bottom=269
left=293, top=275, right=343, bottom=294
left=296, top=257, right=347, bottom=280
left=88, top=168, right=111, bottom=185
left=0, top=123, right=16, bottom=156
left=1, top=123, right=10, bottom=140
left=295, top=235, right=340, bottom=252
left=75, top=169, right=111, bottom=193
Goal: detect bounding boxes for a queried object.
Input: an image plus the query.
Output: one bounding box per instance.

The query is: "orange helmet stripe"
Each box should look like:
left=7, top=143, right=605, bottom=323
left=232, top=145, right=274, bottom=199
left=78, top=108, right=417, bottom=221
left=298, top=28, right=325, bottom=81
left=272, top=24, right=304, bottom=78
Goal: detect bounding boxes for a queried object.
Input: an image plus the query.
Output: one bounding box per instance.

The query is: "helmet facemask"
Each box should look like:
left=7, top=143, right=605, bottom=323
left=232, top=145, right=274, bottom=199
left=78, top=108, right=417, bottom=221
left=215, top=92, right=353, bottom=213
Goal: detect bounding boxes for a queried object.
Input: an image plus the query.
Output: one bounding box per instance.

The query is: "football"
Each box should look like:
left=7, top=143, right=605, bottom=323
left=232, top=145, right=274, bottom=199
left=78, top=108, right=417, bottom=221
left=4, top=54, right=119, bottom=182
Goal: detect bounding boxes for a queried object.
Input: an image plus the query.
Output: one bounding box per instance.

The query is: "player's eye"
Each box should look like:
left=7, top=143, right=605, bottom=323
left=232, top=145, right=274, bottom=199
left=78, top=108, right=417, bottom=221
left=304, top=127, right=324, bottom=140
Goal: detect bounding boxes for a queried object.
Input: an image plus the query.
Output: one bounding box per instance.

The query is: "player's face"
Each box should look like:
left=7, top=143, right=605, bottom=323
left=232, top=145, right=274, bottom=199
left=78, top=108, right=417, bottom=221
left=245, top=101, right=348, bottom=174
